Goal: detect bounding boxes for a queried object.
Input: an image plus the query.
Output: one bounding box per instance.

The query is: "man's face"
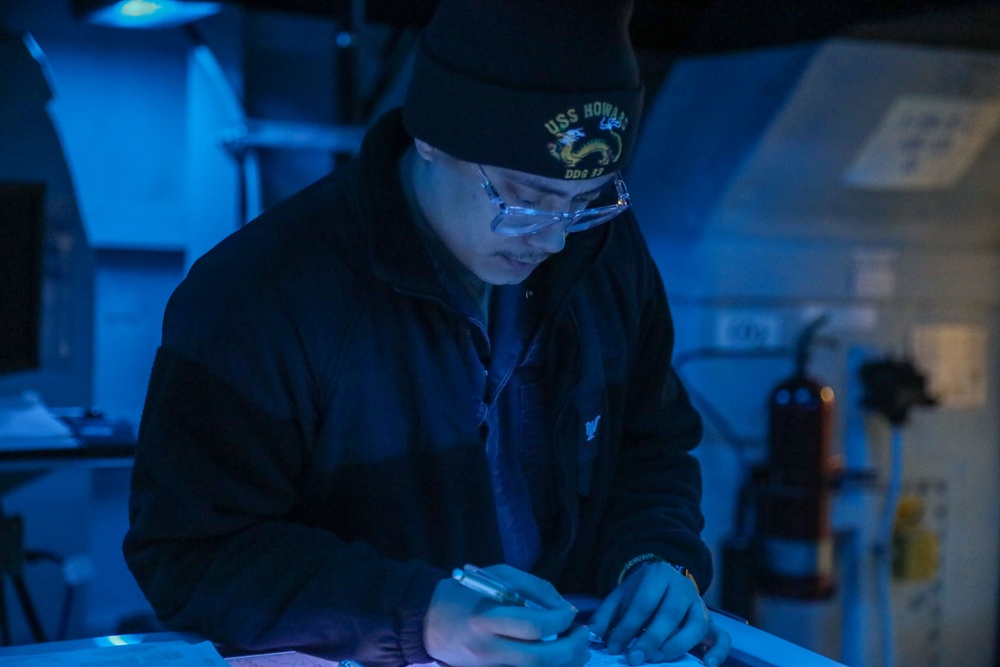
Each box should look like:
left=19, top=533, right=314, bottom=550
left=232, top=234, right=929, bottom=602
left=411, top=140, right=614, bottom=285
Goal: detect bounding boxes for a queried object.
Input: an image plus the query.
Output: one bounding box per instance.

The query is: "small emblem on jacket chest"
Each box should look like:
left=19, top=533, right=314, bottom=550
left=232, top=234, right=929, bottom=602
left=585, top=415, right=601, bottom=442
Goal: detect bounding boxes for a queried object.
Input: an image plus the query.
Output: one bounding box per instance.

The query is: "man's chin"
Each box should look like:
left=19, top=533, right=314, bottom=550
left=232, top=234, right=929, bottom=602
left=480, top=256, right=544, bottom=284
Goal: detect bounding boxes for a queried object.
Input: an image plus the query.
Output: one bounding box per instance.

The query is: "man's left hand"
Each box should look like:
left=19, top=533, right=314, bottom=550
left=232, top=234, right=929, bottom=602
left=586, top=561, right=731, bottom=666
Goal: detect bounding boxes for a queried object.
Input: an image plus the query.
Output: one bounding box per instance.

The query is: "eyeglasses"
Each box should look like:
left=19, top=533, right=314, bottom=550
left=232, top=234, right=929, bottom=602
left=477, top=165, right=631, bottom=236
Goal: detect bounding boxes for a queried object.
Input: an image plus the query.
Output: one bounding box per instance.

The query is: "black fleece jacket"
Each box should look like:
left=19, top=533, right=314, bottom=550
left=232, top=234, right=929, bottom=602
left=123, top=108, right=710, bottom=667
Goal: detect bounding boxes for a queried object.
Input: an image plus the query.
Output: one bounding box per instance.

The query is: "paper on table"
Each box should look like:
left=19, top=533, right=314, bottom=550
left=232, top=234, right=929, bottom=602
left=406, top=647, right=702, bottom=667
left=225, top=651, right=337, bottom=667
left=586, top=647, right=703, bottom=666
left=254, top=635, right=706, bottom=667
left=0, top=640, right=229, bottom=666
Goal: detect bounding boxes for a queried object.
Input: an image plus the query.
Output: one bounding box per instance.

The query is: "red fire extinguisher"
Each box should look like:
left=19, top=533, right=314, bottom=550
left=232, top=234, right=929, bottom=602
left=757, top=317, right=837, bottom=599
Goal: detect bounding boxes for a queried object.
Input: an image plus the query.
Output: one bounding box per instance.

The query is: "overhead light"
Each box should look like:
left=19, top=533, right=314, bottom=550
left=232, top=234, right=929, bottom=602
left=72, top=0, right=222, bottom=29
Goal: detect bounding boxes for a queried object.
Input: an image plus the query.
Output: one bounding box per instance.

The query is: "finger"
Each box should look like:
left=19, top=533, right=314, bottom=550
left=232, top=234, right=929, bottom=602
left=605, top=571, right=672, bottom=653
left=493, top=621, right=591, bottom=667
left=487, top=564, right=573, bottom=610
left=586, top=586, right=625, bottom=641
left=699, top=624, right=732, bottom=667
left=478, top=599, right=579, bottom=641
left=653, top=605, right=712, bottom=662
left=627, top=585, right=705, bottom=659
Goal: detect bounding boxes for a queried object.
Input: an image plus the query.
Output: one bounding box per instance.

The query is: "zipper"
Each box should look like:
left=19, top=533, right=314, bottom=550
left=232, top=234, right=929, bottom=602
left=550, top=309, right=582, bottom=566
left=397, top=282, right=581, bottom=564
left=392, top=284, right=488, bottom=353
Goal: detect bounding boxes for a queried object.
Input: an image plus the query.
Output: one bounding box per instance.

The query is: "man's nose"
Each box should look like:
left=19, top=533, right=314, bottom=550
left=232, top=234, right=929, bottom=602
left=525, top=224, right=567, bottom=253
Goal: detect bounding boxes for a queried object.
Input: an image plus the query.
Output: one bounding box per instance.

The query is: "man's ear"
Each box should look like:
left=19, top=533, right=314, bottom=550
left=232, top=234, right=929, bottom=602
left=413, top=138, right=438, bottom=162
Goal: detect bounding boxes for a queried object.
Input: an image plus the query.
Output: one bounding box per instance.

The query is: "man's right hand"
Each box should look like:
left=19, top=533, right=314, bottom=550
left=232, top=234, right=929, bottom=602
left=423, top=564, right=589, bottom=667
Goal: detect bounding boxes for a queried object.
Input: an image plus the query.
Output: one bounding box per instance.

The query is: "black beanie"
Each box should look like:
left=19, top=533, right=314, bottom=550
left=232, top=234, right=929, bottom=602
left=403, top=0, right=644, bottom=181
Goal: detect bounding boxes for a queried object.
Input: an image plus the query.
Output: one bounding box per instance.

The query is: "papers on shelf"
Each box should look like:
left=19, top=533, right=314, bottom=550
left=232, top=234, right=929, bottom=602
left=0, top=392, right=76, bottom=450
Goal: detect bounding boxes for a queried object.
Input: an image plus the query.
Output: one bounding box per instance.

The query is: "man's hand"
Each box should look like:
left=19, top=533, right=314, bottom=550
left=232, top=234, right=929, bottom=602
left=424, top=564, right=590, bottom=667
left=587, top=561, right=731, bottom=666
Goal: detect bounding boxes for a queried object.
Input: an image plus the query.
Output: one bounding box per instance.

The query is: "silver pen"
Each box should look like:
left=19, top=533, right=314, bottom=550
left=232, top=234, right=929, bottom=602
left=452, top=564, right=602, bottom=644
left=451, top=564, right=542, bottom=608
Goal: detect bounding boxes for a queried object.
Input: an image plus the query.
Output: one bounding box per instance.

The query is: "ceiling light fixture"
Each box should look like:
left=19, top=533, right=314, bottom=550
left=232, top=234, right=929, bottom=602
left=73, top=0, right=222, bottom=29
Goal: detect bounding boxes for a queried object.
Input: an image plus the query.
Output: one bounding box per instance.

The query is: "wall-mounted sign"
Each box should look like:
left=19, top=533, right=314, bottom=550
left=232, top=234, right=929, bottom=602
left=844, top=96, right=1000, bottom=190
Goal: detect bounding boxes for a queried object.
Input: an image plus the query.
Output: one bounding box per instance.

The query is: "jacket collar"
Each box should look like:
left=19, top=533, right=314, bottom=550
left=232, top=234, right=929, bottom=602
left=361, top=109, right=449, bottom=303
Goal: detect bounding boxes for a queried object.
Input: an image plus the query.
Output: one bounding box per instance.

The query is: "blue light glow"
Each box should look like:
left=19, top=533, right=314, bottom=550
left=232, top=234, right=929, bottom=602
left=95, top=635, right=131, bottom=646
left=120, top=0, right=162, bottom=17
left=88, top=0, right=221, bottom=29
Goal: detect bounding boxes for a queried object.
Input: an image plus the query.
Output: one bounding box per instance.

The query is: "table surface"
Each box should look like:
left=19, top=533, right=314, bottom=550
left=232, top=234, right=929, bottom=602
left=0, top=611, right=847, bottom=667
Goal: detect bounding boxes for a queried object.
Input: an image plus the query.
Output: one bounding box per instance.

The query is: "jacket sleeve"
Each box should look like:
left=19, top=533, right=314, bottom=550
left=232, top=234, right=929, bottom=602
left=593, top=229, right=712, bottom=595
left=123, top=277, right=443, bottom=667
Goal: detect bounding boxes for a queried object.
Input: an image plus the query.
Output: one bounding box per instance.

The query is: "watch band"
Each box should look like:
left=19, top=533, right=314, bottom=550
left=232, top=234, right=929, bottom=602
left=617, top=553, right=699, bottom=592
left=617, top=553, right=663, bottom=584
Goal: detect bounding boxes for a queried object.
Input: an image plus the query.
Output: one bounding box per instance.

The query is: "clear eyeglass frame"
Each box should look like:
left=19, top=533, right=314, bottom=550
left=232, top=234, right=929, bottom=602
left=477, top=164, right=631, bottom=237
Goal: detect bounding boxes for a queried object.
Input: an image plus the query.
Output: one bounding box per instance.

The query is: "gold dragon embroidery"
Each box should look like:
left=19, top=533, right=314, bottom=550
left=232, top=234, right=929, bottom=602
left=547, top=118, right=624, bottom=167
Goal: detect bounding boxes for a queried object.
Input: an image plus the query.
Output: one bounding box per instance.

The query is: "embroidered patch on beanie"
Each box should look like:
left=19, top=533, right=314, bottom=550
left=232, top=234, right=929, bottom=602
left=403, top=0, right=645, bottom=180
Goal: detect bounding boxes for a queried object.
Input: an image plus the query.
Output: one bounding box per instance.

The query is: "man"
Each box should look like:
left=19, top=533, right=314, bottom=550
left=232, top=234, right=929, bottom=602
left=123, top=1, right=730, bottom=666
